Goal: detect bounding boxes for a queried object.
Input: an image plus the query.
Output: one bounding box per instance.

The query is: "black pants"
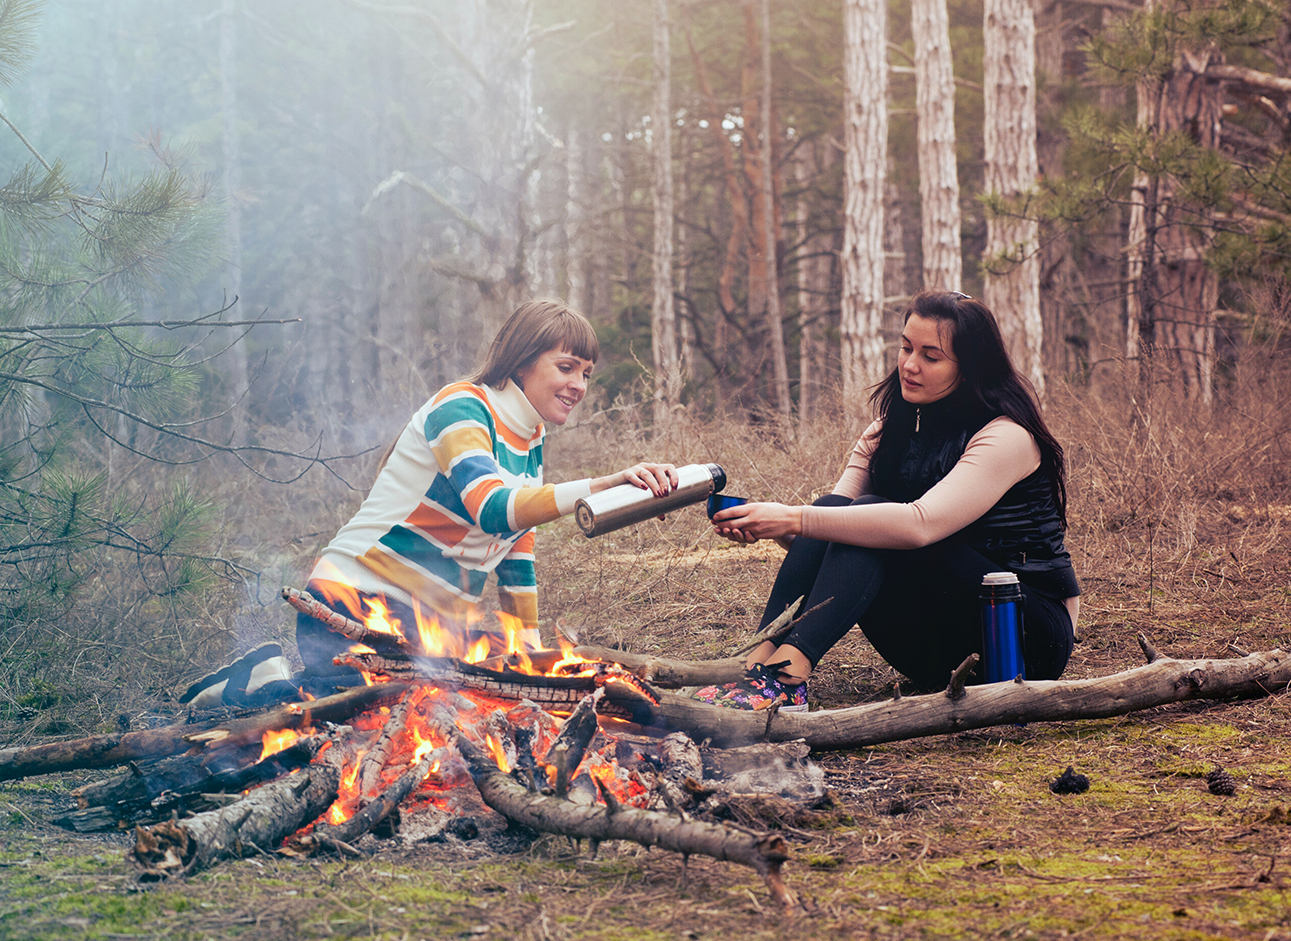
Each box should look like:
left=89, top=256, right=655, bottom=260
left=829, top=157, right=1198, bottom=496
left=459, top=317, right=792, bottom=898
left=760, top=495, right=1074, bottom=689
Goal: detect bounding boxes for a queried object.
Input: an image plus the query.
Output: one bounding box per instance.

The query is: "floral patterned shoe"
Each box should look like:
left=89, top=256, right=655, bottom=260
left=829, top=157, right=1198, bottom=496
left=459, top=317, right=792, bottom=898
left=691, top=662, right=808, bottom=713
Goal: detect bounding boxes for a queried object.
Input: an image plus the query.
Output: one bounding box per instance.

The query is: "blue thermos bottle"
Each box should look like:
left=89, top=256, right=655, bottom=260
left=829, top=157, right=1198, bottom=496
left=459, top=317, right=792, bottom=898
left=980, top=572, right=1025, bottom=683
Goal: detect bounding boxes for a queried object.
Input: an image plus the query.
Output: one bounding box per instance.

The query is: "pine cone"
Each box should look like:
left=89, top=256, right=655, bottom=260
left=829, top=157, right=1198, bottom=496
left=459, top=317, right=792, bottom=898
left=1050, top=765, right=1090, bottom=795
left=1206, top=765, right=1237, bottom=796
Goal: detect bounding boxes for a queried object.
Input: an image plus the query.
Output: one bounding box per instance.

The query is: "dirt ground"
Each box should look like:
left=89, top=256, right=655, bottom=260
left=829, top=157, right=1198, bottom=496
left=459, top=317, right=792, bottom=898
left=3, top=498, right=1290, bottom=940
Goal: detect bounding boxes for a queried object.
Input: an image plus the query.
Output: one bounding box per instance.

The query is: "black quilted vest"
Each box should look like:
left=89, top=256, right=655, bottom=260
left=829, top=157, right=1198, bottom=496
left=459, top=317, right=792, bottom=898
left=870, top=395, right=1080, bottom=599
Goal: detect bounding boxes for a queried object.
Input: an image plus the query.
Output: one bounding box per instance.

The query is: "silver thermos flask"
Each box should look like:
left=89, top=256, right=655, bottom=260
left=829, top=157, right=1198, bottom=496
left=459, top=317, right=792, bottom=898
left=575, top=463, right=727, bottom=537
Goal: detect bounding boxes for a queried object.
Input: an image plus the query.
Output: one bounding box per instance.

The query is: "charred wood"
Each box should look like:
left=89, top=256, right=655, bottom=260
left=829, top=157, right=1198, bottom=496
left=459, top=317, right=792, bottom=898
left=0, top=683, right=410, bottom=781
left=640, top=648, right=1291, bottom=750
left=451, top=731, right=797, bottom=909
left=546, top=692, right=601, bottom=797
left=281, top=586, right=411, bottom=653
left=305, top=747, right=444, bottom=851
left=129, top=762, right=340, bottom=880
left=571, top=646, right=745, bottom=687
left=359, top=692, right=413, bottom=800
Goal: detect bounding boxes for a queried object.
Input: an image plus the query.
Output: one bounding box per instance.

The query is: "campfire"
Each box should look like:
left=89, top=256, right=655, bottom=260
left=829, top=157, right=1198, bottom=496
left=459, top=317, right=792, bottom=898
left=69, top=586, right=809, bottom=906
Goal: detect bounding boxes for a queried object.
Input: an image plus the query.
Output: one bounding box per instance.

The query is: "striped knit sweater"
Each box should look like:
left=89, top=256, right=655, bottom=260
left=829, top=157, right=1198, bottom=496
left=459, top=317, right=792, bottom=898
left=311, top=380, right=591, bottom=637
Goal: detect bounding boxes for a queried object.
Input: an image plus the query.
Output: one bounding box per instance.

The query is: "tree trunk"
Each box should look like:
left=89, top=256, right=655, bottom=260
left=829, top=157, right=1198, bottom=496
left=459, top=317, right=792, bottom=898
left=565, top=125, right=589, bottom=314
left=912, top=0, right=962, bottom=292
left=1152, top=48, right=1223, bottom=407
left=676, top=122, right=695, bottom=385
left=220, top=0, right=249, bottom=444
left=794, top=139, right=833, bottom=427
left=841, top=0, right=889, bottom=430
left=651, top=0, right=682, bottom=424
left=759, top=0, right=792, bottom=421
left=982, top=0, right=1043, bottom=395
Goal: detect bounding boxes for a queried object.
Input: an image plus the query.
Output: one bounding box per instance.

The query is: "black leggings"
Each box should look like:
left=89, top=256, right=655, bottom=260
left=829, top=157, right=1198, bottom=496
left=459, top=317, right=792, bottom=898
left=759, top=495, right=1074, bottom=689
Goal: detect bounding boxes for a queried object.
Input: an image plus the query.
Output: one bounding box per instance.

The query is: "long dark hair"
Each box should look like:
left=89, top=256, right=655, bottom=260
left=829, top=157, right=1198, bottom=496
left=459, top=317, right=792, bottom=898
left=867, top=290, right=1068, bottom=527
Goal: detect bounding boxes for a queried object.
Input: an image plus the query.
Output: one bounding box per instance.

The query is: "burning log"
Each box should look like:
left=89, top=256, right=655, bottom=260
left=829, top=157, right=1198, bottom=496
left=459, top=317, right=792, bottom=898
left=306, top=747, right=445, bottom=852
left=0, top=682, right=411, bottom=781
left=281, top=586, right=411, bottom=652
left=129, top=761, right=340, bottom=881
left=59, top=738, right=328, bottom=832
left=358, top=692, right=414, bottom=800
left=545, top=692, right=601, bottom=797
left=339, top=650, right=661, bottom=722
left=639, top=647, right=1291, bottom=750
left=450, top=730, right=797, bottom=910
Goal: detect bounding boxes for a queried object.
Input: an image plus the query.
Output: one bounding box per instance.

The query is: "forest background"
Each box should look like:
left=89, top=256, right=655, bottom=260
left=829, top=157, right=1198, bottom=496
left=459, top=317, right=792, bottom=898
left=2, top=0, right=1289, bottom=732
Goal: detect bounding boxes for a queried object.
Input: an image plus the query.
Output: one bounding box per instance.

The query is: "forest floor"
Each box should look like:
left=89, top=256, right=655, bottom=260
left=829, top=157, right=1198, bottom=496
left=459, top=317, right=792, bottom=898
left=2, top=444, right=1290, bottom=940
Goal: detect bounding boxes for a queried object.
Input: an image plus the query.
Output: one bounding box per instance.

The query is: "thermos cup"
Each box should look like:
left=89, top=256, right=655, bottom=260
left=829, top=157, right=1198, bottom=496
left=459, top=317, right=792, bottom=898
left=575, top=463, right=727, bottom=537
left=980, top=571, right=1025, bottom=683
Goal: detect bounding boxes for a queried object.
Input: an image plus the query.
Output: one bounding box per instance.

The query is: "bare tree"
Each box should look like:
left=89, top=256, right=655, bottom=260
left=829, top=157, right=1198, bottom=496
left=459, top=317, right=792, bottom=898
left=1126, top=42, right=1223, bottom=407
left=220, top=0, right=249, bottom=443
left=651, top=0, right=682, bottom=424
left=912, top=0, right=962, bottom=292
left=841, top=0, right=889, bottom=429
left=982, top=0, right=1044, bottom=395
left=759, top=0, right=792, bottom=421
left=794, top=138, right=834, bottom=427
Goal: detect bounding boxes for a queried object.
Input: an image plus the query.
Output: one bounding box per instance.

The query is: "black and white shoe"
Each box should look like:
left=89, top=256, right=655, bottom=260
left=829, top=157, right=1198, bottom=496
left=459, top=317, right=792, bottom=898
left=179, top=643, right=295, bottom=709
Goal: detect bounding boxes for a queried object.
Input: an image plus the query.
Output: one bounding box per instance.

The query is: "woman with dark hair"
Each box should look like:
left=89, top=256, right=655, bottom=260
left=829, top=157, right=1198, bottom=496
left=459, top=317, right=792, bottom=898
left=292, top=300, right=677, bottom=683
left=695, top=290, right=1079, bottom=711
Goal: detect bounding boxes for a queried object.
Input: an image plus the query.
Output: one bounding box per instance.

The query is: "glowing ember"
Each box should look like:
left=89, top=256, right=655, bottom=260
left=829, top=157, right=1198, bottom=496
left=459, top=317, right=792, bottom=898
left=260, top=727, right=302, bottom=761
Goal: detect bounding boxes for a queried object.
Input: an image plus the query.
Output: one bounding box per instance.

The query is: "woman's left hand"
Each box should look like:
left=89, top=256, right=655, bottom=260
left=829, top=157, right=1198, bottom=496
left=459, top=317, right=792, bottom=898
left=590, top=462, right=679, bottom=496
left=711, top=502, right=803, bottom=543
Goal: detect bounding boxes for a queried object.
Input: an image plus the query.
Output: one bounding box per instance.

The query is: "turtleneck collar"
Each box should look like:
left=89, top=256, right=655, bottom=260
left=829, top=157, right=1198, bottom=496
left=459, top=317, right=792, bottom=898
left=484, top=379, right=544, bottom=437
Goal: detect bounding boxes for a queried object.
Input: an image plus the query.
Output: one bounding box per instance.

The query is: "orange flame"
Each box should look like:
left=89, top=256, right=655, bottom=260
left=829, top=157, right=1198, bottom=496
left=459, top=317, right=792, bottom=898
left=260, top=728, right=301, bottom=761
left=485, top=734, right=510, bottom=773
left=326, top=755, right=364, bottom=825
left=465, top=636, right=491, bottom=664
left=361, top=596, right=403, bottom=638
left=498, top=610, right=535, bottom=672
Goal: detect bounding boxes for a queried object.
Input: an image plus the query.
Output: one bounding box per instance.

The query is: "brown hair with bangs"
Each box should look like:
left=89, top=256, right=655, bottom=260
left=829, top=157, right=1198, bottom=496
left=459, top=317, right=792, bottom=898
left=469, top=299, right=600, bottom=388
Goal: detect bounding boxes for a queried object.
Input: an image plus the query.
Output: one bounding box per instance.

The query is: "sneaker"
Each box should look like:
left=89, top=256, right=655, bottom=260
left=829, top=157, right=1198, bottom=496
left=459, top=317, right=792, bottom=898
left=180, top=643, right=295, bottom=709
left=691, top=662, right=809, bottom=713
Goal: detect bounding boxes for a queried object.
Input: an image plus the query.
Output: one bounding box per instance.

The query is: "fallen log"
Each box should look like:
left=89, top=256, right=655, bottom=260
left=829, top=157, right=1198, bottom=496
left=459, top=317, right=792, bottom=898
left=571, top=646, right=745, bottom=687
left=0, top=682, right=411, bottom=781
left=450, top=730, right=796, bottom=909
left=567, top=596, right=808, bottom=688
left=637, top=648, right=1291, bottom=750
left=129, top=761, right=340, bottom=880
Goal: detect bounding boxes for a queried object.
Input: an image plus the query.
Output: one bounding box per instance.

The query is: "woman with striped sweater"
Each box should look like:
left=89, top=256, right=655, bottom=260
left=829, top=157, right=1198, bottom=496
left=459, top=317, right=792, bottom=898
left=297, top=300, right=676, bottom=679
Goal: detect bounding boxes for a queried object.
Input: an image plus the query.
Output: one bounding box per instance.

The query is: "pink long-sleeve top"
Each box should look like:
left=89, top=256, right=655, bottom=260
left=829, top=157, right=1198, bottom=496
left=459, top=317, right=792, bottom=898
left=799, top=416, right=1080, bottom=627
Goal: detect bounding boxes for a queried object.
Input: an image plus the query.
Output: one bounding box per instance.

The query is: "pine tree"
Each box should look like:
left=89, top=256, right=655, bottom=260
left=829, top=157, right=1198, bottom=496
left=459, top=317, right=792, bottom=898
left=0, top=1, right=228, bottom=629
